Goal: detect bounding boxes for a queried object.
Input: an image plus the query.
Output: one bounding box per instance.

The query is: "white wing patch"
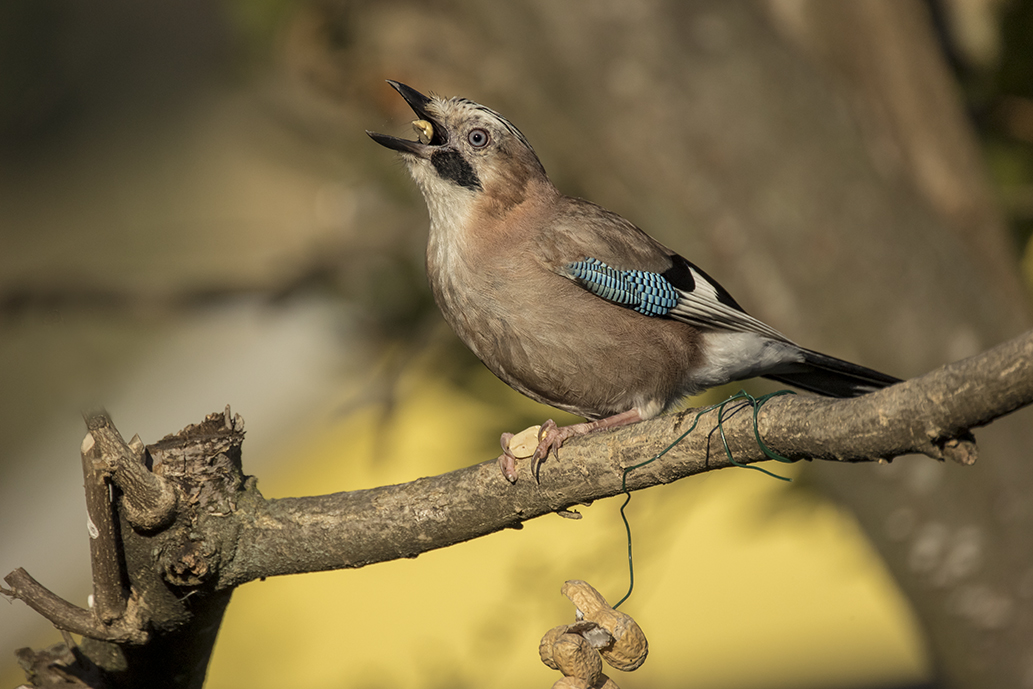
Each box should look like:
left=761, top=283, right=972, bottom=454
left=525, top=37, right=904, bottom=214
left=669, top=266, right=790, bottom=343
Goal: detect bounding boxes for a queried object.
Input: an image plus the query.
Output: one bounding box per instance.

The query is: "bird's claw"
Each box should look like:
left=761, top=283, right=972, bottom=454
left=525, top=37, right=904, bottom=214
left=497, top=420, right=570, bottom=483
left=497, top=432, right=519, bottom=483
left=531, top=419, right=563, bottom=483
left=495, top=421, right=561, bottom=485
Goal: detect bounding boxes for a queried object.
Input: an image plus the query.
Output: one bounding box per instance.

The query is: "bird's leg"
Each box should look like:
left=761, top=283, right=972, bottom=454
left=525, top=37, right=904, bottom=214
left=531, top=409, right=644, bottom=482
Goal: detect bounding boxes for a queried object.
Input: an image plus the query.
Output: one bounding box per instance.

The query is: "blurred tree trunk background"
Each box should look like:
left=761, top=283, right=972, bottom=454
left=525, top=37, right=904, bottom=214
left=3, top=0, right=1032, bottom=687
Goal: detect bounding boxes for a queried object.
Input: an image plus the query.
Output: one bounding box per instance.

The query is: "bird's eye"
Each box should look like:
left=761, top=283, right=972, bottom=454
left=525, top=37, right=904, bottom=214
left=467, top=128, right=490, bottom=148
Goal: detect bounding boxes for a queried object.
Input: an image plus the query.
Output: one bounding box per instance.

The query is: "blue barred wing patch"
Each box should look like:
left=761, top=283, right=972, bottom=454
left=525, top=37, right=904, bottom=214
left=566, top=258, right=679, bottom=317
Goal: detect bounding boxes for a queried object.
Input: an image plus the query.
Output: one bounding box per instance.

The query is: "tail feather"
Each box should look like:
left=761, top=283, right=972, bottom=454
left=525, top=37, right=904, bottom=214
left=763, top=348, right=900, bottom=398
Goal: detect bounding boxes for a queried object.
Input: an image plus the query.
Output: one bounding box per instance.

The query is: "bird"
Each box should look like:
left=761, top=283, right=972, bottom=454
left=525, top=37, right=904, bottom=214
left=367, top=80, right=900, bottom=482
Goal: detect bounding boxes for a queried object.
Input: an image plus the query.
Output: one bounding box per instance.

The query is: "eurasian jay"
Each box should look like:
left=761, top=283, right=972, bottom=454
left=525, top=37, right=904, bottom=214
left=368, top=81, right=899, bottom=481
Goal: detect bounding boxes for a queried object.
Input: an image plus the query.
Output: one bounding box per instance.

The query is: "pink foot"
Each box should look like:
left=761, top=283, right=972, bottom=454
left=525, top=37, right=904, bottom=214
left=528, top=409, right=645, bottom=482
left=531, top=419, right=563, bottom=481
left=497, top=410, right=646, bottom=483
left=497, top=432, right=518, bottom=483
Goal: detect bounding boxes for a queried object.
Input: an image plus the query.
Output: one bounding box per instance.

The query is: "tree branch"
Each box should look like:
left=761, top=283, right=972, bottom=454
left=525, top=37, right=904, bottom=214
left=221, top=328, right=1033, bottom=586
left=4, top=410, right=245, bottom=689
left=1, top=569, right=146, bottom=644
left=80, top=424, right=129, bottom=625
left=84, top=412, right=178, bottom=532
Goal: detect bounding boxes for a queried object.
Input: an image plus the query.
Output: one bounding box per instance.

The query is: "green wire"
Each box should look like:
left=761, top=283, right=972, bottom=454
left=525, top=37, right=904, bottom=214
left=612, top=390, right=796, bottom=609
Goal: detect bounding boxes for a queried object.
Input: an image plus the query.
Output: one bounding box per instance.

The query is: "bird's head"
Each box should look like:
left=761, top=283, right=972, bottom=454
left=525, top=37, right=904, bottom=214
left=367, top=81, right=551, bottom=224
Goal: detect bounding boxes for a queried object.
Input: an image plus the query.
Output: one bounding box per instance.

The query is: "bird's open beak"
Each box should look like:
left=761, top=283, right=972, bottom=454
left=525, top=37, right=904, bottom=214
left=366, top=80, right=446, bottom=155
